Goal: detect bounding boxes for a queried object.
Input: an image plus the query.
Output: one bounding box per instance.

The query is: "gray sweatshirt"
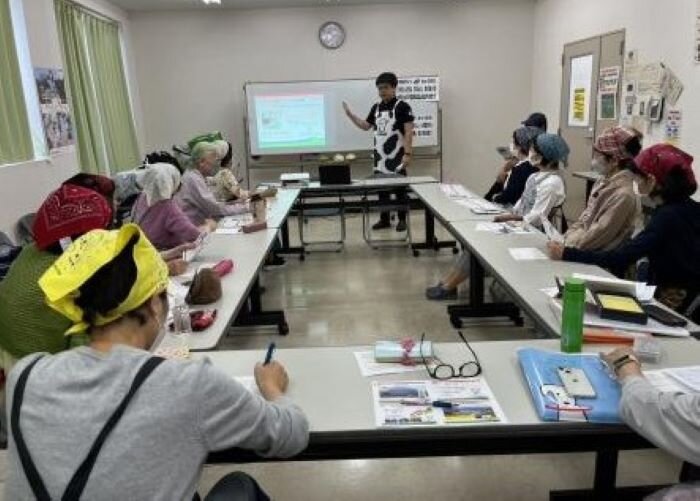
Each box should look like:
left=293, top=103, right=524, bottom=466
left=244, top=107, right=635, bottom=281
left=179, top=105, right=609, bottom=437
left=620, top=375, right=700, bottom=466
left=4, top=346, right=309, bottom=500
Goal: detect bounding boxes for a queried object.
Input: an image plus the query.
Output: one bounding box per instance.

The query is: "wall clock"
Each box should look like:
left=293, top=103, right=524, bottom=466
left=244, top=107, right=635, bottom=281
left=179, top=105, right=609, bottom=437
left=319, top=21, right=346, bottom=50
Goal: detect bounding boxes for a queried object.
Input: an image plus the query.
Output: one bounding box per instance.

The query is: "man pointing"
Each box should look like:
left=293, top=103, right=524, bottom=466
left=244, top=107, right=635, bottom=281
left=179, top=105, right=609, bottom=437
left=343, top=72, right=415, bottom=231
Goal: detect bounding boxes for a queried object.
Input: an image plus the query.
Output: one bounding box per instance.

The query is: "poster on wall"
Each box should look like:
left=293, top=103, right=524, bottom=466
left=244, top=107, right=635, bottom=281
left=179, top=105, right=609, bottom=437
left=598, top=66, right=620, bottom=93
left=664, top=109, right=682, bottom=146
left=34, top=67, right=75, bottom=154
left=597, top=93, right=617, bottom=121
left=567, top=54, right=593, bottom=127
left=396, top=76, right=440, bottom=101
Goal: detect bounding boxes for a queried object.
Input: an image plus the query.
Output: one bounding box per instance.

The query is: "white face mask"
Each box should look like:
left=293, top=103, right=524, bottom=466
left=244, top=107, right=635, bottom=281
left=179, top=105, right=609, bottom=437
left=591, top=157, right=611, bottom=176
left=528, top=153, right=542, bottom=166
left=509, top=142, right=520, bottom=157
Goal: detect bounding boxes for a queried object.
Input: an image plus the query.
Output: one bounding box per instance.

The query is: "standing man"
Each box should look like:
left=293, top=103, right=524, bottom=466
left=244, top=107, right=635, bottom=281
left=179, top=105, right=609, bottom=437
left=343, top=72, right=415, bottom=231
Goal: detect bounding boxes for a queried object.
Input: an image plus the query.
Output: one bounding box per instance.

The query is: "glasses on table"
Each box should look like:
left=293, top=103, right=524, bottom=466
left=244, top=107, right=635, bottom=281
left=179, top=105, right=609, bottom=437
left=420, top=331, right=482, bottom=380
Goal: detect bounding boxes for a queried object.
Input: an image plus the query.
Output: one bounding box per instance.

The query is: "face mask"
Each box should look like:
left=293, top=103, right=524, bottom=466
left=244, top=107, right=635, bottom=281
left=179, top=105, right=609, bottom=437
left=591, top=157, right=611, bottom=176
left=509, top=142, right=520, bottom=157
left=528, top=153, right=542, bottom=166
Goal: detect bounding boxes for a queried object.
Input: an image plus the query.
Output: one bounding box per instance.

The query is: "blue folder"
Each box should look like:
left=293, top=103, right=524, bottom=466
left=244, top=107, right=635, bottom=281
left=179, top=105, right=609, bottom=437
left=517, top=348, right=622, bottom=423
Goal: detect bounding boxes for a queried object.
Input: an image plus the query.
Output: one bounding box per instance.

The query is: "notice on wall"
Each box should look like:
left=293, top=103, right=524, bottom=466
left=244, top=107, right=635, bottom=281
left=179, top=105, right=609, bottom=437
left=34, top=67, right=75, bottom=154
left=598, top=66, right=621, bottom=93
left=597, top=92, right=617, bottom=121
left=397, top=76, right=440, bottom=101
left=664, top=108, right=682, bottom=146
left=412, top=112, right=436, bottom=141
left=567, top=54, right=593, bottom=127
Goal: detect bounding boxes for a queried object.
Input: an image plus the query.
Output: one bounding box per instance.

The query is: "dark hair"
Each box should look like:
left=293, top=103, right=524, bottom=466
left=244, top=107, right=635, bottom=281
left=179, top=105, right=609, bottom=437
left=220, top=142, right=233, bottom=168
left=523, top=112, right=547, bottom=132
left=625, top=136, right=643, bottom=158
left=375, top=72, right=398, bottom=88
left=659, top=166, right=697, bottom=203
left=512, top=130, right=530, bottom=157
left=145, top=151, right=182, bottom=174
left=532, top=141, right=559, bottom=169
left=74, top=235, right=153, bottom=331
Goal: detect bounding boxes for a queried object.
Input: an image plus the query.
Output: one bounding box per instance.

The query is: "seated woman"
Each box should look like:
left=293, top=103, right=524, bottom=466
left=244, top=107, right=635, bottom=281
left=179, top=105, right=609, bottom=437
left=131, top=163, right=214, bottom=250
left=0, top=185, right=113, bottom=384
left=549, top=144, right=700, bottom=315
left=602, top=346, right=700, bottom=492
left=563, top=126, right=642, bottom=251
left=208, top=140, right=251, bottom=202
left=425, top=133, right=569, bottom=301
left=176, top=141, right=248, bottom=225
left=488, top=126, right=541, bottom=207
left=5, top=225, right=308, bottom=499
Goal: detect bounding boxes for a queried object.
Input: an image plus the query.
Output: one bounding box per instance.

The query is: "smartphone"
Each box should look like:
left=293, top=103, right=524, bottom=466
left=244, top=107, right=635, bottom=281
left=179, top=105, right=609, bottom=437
left=644, top=304, right=688, bottom=327
left=557, top=367, right=596, bottom=398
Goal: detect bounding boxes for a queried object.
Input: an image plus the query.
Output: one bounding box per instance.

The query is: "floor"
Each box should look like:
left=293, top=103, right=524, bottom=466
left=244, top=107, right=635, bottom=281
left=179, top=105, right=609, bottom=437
left=0, top=213, right=680, bottom=500
left=199, top=213, right=681, bottom=500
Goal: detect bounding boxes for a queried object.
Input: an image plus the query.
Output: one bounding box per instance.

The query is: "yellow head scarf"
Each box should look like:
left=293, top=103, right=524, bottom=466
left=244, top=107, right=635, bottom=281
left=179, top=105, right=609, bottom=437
left=39, top=224, right=169, bottom=335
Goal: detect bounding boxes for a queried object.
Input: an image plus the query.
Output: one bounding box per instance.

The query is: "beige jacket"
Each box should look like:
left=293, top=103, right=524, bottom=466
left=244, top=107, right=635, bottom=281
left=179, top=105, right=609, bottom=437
left=564, top=169, right=640, bottom=251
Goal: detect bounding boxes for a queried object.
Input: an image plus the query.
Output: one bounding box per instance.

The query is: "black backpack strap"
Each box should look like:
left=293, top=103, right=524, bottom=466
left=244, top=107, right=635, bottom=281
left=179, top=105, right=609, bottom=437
left=11, top=356, right=51, bottom=501
left=61, top=356, right=165, bottom=501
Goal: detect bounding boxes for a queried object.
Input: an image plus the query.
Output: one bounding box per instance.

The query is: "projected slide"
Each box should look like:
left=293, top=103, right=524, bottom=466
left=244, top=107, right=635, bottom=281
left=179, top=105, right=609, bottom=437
left=255, top=94, right=326, bottom=150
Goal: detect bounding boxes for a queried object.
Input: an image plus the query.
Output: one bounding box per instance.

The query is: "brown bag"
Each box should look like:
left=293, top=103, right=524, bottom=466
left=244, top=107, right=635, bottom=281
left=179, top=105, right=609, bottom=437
left=186, top=268, right=222, bottom=305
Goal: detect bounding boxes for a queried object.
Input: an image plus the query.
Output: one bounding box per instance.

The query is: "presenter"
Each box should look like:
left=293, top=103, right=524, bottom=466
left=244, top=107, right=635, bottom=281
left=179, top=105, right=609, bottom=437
left=343, top=72, right=415, bottom=231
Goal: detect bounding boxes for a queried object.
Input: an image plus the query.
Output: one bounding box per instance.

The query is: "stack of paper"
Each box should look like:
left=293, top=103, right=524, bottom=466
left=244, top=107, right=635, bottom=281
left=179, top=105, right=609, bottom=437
left=509, top=247, right=548, bottom=261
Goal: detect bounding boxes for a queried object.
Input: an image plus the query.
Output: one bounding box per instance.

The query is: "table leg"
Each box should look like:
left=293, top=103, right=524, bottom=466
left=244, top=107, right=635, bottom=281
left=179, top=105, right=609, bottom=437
left=410, top=201, right=457, bottom=255
left=233, top=277, right=289, bottom=335
left=447, top=254, right=523, bottom=328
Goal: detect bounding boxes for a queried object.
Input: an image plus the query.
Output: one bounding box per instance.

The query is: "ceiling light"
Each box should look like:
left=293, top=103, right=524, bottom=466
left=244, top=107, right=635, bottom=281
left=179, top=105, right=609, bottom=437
left=202, top=0, right=221, bottom=5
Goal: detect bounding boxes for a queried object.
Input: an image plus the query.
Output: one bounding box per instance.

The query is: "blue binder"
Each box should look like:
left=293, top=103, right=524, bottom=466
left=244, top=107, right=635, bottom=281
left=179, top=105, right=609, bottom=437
left=517, top=348, right=622, bottom=423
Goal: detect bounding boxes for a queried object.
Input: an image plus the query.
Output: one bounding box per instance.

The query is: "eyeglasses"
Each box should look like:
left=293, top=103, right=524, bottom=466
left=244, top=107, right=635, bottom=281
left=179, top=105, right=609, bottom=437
left=420, top=331, right=482, bottom=380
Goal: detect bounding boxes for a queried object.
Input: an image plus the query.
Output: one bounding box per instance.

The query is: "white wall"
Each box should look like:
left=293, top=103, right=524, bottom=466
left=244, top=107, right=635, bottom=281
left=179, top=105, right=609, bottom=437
left=0, top=0, right=142, bottom=237
left=532, top=0, right=700, bottom=181
left=130, top=0, right=535, bottom=189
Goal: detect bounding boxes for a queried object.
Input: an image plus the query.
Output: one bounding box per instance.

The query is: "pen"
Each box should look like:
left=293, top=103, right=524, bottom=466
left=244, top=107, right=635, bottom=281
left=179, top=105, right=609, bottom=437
left=263, top=342, right=276, bottom=365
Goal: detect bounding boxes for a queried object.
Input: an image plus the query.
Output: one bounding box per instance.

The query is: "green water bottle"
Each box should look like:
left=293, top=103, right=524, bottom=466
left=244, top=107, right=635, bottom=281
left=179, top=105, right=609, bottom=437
left=560, top=278, right=585, bottom=353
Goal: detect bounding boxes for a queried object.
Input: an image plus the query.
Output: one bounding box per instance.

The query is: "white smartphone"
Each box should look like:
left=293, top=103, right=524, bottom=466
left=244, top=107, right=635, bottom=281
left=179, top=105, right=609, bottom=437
left=557, top=367, right=596, bottom=398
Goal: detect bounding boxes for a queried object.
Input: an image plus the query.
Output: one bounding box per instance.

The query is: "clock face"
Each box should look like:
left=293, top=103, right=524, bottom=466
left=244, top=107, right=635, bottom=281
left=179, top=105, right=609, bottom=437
left=319, top=22, right=345, bottom=50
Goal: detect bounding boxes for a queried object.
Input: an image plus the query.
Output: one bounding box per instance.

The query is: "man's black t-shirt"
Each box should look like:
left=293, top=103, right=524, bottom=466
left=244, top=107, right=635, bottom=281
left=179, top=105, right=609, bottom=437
left=365, top=97, right=414, bottom=135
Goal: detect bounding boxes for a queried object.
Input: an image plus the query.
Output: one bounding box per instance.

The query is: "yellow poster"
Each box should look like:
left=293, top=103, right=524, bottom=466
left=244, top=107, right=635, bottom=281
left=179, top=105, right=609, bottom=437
left=568, top=54, right=593, bottom=127
left=573, top=88, right=586, bottom=121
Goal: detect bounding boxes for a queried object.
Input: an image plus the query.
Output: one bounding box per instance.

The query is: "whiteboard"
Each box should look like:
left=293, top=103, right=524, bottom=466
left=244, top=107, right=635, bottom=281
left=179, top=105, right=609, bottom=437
left=244, top=78, right=439, bottom=156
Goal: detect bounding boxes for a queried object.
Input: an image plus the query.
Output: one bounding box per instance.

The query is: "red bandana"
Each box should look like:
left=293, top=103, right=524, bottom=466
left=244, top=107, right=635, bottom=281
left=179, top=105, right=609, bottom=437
left=636, top=144, right=696, bottom=191
left=32, top=185, right=113, bottom=250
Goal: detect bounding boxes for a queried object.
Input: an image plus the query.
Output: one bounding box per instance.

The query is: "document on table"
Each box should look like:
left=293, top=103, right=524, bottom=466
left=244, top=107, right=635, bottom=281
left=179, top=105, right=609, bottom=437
left=571, top=273, right=656, bottom=302
left=439, top=183, right=473, bottom=199
left=354, top=351, right=427, bottom=377
left=508, top=247, right=548, bottom=261
left=476, top=222, right=532, bottom=235
left=215, top=215, right=253, bottom=234
left=645, top=367, right=700, bottom=394
left=372, top=378, right=507, bottom=427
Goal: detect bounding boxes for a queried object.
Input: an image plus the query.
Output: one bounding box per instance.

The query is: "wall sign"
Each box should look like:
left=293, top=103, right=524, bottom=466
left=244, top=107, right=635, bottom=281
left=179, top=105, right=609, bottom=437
left=34, top=67, right=75, bottom=154
left=397, top=76, right=439, bottom=101
left=567, top=54, right=593, bottom=127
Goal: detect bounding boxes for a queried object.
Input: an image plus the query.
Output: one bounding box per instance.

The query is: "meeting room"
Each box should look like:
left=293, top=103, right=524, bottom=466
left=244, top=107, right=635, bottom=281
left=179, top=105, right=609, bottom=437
left=1, top=0, right=700, bottom=499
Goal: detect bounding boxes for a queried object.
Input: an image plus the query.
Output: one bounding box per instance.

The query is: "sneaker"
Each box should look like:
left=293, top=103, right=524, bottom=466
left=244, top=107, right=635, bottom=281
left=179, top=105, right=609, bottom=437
left=264, top=254, right=287, bottom=269
left=425, top=285, right=457, bottom=300
left=372, top=220, right=391, bottom=230
left=396, top=220, right=407, bottom=232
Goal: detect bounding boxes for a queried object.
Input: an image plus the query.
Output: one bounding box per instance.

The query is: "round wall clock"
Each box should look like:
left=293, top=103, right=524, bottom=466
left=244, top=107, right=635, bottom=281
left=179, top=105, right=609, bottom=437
left=319, top=21, right=346, bottom=50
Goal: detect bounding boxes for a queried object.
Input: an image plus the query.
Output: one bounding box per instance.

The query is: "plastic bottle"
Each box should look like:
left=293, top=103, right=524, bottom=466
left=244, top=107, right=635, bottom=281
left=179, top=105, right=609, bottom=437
left=560, top=278, right=585, bottom=353
left=171, top=299, right=192, bottom=350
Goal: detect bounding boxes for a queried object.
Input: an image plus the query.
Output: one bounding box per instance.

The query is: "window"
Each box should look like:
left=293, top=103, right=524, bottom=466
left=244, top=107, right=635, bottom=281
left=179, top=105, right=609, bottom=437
left=55, top=0, right=139, bottom=174
left=0, top=0, right=33, bottom=165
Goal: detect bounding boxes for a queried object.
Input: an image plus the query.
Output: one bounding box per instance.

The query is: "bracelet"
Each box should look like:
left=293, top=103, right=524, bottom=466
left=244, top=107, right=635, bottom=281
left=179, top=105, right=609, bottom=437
left=612, top=354, right=640, bottom=373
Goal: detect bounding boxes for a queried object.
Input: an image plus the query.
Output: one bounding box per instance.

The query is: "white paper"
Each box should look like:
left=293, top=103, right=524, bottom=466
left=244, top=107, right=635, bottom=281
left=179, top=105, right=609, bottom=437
left=568, top=54, right=594, bottom=127
left=397, top=75, right=440, bottom=101
left=598, top=66, right=621, bottom=93
left=570, top=273, right=656, bottom=302
left=372, top=379, right=507, bottom=427
left=476, top=222, right=531, bottom=235
left=664, top=366, right=700, bottom=393
left=508, top=247, right=548, bottom=261
left=353, top=351, right=425, bottom=377
left=440, top=183, right=473, bottom=199
left=664, top=109, right=682, bottom=146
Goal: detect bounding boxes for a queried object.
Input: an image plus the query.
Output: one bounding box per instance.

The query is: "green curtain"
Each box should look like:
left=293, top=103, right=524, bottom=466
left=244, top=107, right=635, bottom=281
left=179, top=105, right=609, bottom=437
left=0, top=0, right=33, bottom=165
left=55, top=0, right=139, bottom=174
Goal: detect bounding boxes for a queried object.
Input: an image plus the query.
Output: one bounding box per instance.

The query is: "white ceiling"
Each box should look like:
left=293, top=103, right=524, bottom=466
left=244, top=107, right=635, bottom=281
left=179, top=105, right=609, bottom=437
left=109, top=0, right=479, bottom=12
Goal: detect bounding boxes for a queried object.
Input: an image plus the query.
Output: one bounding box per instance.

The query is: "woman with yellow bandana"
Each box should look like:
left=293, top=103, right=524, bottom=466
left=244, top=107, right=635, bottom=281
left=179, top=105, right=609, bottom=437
left=4, top=225, right=308, bottom=500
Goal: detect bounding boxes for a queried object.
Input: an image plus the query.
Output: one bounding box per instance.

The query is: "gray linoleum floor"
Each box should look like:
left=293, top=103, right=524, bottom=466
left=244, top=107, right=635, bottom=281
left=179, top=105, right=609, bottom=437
left=0, top=213, right=682, bottom=500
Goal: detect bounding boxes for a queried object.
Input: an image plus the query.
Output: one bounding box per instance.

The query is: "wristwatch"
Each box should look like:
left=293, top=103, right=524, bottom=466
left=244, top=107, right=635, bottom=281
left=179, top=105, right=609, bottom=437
left=612, top=353, right=640, bottom=373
